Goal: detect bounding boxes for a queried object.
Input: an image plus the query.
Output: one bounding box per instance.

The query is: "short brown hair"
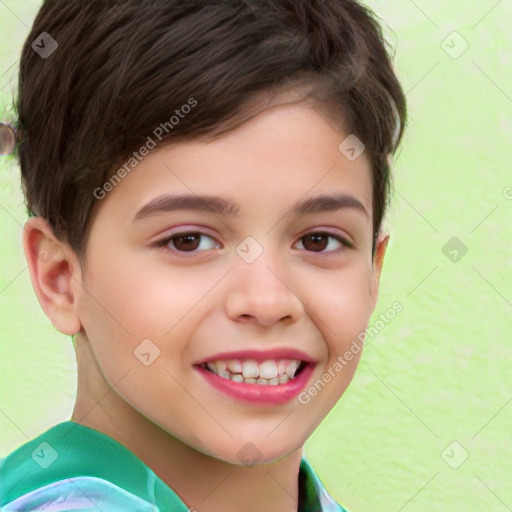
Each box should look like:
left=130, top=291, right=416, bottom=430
left=16, top=0, right=406, bottom=263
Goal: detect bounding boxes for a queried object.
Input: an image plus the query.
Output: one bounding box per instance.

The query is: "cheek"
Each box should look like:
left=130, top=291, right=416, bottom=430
left=81, top=261, right=165, bottom=341
left=76, top=268, right=140, bottom=381
left=91, top=252, right=224, bottom=335
left=307, top=263, right=374, bottom=347
left=77, top=260, right=215, bottom=374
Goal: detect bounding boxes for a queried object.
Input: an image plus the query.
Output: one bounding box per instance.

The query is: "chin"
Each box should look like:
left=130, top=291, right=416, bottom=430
left=197, top=431, right=306, bottom=467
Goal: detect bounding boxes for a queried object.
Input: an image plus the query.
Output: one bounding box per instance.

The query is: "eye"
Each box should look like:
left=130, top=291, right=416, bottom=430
left=294, top=232, right=353, bottom=253
left=154, top=230, right=352, bottom=255
left=154, top=231, right=221, bottom=254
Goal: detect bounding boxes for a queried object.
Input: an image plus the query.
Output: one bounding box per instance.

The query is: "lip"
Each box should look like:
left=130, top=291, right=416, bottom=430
left=195, top=348, right=317, bottom=365
left=195, top=361, right=315, bottom=405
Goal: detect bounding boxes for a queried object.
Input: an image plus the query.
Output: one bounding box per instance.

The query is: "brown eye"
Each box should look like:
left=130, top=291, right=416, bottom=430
left=156, top=232, right=220, bottom=253
left=172, top=234, right=201, bottom=252
left=295, top=232, right=352, bottom=253
left=302, top=233, right=329, bottom=252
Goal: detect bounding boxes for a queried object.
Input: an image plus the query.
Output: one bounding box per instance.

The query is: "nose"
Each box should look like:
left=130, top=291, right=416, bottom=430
left=224, top=250, right=305, bottom=327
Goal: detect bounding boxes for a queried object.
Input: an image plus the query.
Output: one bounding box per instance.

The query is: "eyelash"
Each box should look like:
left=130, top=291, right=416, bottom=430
left=153, top=230, right=354, bottom=256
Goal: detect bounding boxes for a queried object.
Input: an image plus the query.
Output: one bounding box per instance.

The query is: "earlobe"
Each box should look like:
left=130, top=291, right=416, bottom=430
left=22, top=217, right=83, bottom=336
left=370, top=233, right=390, bottom=311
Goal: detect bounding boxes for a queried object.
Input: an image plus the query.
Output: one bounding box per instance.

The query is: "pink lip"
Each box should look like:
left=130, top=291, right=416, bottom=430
left=195, top=348, right=316, bottom=365
left=195, top=362, right=315, bottom=405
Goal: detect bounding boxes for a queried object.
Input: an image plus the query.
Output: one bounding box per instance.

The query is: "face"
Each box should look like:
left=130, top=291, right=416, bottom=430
left=75, top=100, right=386, bottom=464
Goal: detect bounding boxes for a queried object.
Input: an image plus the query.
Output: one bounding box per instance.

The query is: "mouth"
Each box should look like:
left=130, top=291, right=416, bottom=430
left=199, top=358, right=307, bottom=385
left=194, top=351, right=316, bottom=404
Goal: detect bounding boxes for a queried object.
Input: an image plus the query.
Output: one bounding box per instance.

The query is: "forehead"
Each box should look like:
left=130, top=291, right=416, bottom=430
left=93, top=100, right=373, bottom=225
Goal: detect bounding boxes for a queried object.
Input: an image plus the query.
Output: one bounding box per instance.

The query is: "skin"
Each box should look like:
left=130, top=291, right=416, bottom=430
left=23, top=99, right=388, bottom=512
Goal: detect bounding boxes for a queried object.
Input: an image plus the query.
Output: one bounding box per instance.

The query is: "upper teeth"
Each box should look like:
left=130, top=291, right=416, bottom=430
left=204, top=359, right=302, bottom=384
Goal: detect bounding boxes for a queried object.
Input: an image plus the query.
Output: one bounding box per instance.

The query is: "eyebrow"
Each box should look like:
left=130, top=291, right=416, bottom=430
left=132, top=192, right=368, bottom=222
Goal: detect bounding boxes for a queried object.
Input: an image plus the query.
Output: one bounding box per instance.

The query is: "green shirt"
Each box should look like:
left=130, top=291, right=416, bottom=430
left=0, top=421, right=349, bottom=511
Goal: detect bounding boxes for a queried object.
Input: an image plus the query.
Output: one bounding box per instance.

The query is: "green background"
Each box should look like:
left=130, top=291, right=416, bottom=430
left=1, top=1, right=511, bottom=510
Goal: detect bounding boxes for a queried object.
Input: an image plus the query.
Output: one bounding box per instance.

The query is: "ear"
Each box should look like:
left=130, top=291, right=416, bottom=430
left=22, top=217, right=83, bottom=336
left=369, top=233, right=390, bottom=312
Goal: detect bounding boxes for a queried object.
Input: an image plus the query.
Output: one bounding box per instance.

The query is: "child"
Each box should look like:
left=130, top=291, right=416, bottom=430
left=0, top=0, right=406, bottom=510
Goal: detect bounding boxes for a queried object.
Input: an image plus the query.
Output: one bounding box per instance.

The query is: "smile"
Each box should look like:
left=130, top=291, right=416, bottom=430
left=195, top=350, right=316, bottom=405
left=200, top=358, right=305, bottom=385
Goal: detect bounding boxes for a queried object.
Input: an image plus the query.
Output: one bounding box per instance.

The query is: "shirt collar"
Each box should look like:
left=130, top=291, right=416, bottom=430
left=1, top=421, right=346, bottom=511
